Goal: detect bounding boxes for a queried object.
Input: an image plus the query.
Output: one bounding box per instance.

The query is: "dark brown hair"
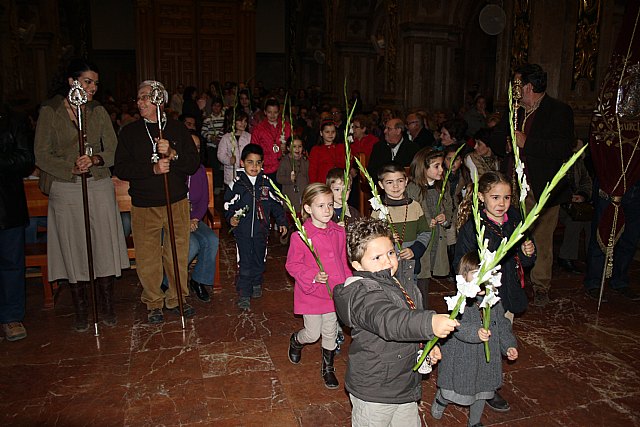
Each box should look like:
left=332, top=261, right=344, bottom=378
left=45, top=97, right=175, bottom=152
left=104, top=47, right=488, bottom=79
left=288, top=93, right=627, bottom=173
left=346, top=218, right=394, bottom=263
left=410, top=147, right=445, bottom=198
left=456, top=171, right=511, bottom=231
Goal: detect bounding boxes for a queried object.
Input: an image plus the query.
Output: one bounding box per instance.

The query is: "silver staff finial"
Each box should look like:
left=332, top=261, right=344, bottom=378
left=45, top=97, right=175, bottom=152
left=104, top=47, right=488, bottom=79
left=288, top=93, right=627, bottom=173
left=149, top=81, right=165, bottom=106
left=68, top=80, right=88, bottom=107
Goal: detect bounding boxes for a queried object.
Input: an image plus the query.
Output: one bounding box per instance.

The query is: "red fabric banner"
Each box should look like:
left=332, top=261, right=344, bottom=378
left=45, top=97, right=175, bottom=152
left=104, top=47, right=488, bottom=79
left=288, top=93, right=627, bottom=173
left=590, top=0, right=640, bottom=249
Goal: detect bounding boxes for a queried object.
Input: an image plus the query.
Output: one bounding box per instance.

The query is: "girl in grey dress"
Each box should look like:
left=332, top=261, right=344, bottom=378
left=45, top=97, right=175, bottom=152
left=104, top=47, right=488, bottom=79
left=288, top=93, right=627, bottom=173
left=431, top=252, right=518, bottom=427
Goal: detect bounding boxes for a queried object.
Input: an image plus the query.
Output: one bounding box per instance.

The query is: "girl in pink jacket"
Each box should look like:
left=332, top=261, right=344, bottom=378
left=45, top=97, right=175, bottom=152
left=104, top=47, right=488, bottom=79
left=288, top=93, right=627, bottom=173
left=285, top=183, right=352, bottom=389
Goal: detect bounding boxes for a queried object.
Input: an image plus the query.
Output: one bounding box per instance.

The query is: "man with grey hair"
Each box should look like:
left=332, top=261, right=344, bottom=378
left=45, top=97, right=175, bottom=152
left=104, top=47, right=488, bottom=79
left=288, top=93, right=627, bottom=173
left=115, top=80, right=200, bottom=324
left=406, top=112, right=435, bottom=149
left=367, top=118, right=419, bottom=178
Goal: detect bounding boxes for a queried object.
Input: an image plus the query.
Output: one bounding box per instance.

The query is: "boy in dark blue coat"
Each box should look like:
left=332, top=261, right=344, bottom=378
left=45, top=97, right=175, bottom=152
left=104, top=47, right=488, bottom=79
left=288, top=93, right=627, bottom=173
left=224, top=144, right=288, bottom=310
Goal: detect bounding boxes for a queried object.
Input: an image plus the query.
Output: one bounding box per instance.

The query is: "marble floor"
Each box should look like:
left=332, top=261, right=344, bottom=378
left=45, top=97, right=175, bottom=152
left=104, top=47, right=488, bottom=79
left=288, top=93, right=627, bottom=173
left=2, top=228, right=640, bottom=427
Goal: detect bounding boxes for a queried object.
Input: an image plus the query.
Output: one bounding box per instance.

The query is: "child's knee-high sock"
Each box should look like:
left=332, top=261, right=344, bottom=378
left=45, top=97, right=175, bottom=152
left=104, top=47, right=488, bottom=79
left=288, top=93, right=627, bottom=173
left=468, top=399, right=486, bottom=426
left=430, top=388, right=448, bottom=420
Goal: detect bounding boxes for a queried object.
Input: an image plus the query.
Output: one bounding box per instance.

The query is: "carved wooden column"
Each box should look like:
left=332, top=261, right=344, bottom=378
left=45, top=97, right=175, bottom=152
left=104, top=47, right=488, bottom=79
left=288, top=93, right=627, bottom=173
left=135, top=0, right=156, bottom=81
left=375, top=0, right=405, bottom=110
left=239, top=0, right=256, bottom=84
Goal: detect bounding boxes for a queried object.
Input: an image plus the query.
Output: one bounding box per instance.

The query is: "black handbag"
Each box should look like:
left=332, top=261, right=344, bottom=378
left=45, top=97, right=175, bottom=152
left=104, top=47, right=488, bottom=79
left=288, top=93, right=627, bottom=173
left=564, top=202, right=594, bottom=222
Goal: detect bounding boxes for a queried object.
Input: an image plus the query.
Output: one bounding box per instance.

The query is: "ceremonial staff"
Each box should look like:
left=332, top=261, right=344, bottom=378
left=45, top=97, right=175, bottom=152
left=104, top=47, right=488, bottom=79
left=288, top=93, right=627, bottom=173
left=68, top=80, right=100, bottom=336
left=149, top=82, right=186, bottom=329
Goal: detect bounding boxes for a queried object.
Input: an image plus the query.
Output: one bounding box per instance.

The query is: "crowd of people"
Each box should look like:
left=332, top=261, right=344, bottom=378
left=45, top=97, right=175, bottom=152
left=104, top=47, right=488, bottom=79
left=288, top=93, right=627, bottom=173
left=2, top=59, right=640, bottom=426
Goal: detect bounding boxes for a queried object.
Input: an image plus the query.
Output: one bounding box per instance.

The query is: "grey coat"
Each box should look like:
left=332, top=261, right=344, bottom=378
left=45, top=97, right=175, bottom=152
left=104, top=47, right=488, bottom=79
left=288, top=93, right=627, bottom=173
left=407, top=181, right=452, bottom=278
left=333, top=260, right=435, bottom=404
left=436, top=297, right=517, bottom=403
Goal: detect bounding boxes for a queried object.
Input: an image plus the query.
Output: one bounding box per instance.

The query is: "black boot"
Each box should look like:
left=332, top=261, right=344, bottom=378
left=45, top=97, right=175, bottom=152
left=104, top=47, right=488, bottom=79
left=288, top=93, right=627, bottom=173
left=69, top=282, right=89, bottom=332
left=321, top=348, right=339, bottom=389
left=97, top=276, right=116, bottom=326
left=486, top=390, right=510, bottom=412
left=288, top=332, right=304, bottom=364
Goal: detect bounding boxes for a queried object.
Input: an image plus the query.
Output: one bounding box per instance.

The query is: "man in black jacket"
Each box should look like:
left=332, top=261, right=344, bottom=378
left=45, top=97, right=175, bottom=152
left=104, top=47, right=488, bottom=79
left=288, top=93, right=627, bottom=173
left=115, top=80, right=200, bottom=324
left=367, top=118, right=420, bottom=178
left=0, top=103, right=35, bottom=341
left=491, top=64, right=574, bottom=309
left=406, top=112, right=435, bottom=149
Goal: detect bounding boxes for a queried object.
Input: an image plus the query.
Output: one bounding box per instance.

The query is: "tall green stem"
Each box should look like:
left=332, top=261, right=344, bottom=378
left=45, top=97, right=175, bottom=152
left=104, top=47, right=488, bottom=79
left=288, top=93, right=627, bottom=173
left=414, top=144, right=588, bottom=371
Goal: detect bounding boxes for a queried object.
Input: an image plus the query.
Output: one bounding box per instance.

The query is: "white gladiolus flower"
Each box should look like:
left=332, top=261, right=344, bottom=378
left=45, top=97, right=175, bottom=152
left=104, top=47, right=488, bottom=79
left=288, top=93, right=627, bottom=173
left=516, top=162, right=530, bottom=202
left=480, top=248, right=496, bottom=266
left=456, top=275, right=482, bottom=298
left=233, top=205, right=249, bottom=219
left=369, top=196, right=383, bottom=211
left=369, top=197, right=389, bottom=217
left=480, top=291, right=501, bottom=308
left=516, top=161, right=525, bottom=179
left=445, top=293, right=465, bottom=313
left=488, top=271, right=503, bottom=288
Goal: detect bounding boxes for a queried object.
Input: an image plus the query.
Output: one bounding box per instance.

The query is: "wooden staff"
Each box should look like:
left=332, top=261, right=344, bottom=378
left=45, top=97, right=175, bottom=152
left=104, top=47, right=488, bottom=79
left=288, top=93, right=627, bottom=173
left=68, top=80, right=100, bottom=336
left=149, top=82, right=186, bottom=329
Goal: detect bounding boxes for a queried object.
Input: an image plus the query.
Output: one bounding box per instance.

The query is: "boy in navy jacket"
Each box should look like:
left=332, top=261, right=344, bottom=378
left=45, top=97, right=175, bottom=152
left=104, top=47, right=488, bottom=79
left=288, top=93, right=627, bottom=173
left=224, top=144, right=288, bottom=310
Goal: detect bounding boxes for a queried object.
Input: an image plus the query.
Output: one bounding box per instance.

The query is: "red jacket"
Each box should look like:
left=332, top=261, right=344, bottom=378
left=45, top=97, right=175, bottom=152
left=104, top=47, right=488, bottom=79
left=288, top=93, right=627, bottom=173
left=308, top=143, right=347, bottom=183
left=251, top=118, right=292, bottom=174
left=351, top=134, right=378, bottom=166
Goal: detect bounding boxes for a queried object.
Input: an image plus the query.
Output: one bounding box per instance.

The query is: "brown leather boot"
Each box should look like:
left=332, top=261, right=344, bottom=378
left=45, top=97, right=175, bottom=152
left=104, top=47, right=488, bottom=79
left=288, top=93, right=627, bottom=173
left=69, top=282, right=89, bottom=332
left=97, top=276, right=116, bottom=326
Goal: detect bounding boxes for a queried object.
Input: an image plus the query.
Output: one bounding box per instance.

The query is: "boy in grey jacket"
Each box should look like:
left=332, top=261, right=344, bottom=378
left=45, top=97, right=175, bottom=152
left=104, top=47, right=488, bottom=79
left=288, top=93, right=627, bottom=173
left=333, top=218, right=458, bottom=426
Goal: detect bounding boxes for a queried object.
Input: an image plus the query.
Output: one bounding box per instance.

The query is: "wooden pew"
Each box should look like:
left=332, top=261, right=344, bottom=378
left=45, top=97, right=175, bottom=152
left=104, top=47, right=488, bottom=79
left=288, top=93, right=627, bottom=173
left=24, top=179, right=56, bottom=309
left=24, top=170, right=222, bottom=308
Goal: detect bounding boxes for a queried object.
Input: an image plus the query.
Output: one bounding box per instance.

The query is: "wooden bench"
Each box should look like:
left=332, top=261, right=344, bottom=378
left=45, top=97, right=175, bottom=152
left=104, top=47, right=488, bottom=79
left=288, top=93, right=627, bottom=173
left=24, top=169, right=222, bottom=309
left=23, top=179, right=56, bottom=308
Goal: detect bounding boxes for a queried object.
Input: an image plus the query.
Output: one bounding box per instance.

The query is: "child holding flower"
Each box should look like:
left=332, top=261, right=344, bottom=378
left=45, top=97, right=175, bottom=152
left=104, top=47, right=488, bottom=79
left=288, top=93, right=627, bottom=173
left=285, top=183, right=352, bottom=389
left=454, top=171, right=536, bottom=319
left=224, top=144, right=288, bottom=310
left=333, top=218, right=458, bottom=427
left=407, top=147, right=453, bottom=307
left=453, top=171, right=535, bottom=412
left=373, top=162, right=430, bottom=276
left=326, top=167, right=361, bottom=226
left=276, top=135, right=309, bottom=211
left=431, top=251, right=518, bottom=426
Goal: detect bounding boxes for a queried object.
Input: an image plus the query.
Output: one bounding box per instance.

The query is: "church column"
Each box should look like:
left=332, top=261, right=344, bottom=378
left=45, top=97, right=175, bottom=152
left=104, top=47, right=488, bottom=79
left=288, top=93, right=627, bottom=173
left=135, top=0, right=156, bottom=81
left=239, top=0, right=256, bottom=85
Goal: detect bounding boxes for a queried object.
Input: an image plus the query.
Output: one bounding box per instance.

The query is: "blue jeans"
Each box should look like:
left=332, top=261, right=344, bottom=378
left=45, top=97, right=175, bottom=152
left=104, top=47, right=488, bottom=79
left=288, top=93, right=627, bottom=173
left=584, top=179, right=640, bottom=290
left=121, top=212, right=132, bottom=238
left=235, top=233, right=267, bottom=298
left=0, top=226, right=26, bottom=323
left=162, top=220, right=219, bottom=287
